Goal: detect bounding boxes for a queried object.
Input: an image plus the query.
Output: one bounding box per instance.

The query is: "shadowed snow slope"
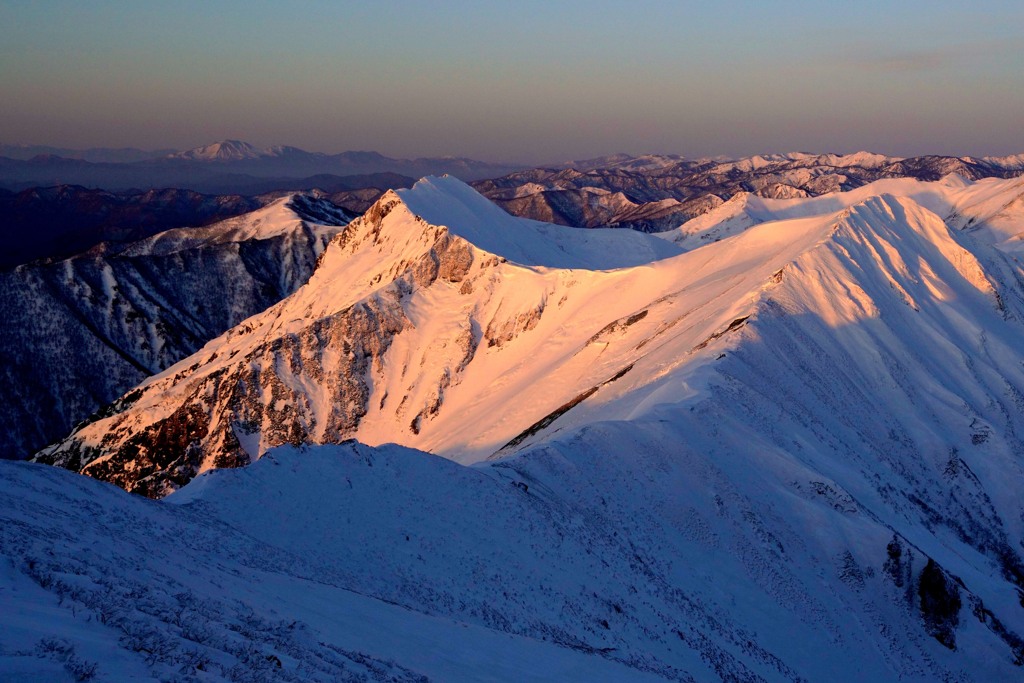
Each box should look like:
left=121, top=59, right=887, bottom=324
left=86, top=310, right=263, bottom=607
left=10, top=174, right=1024, bottom=679
left=0, top=451, right=671, bottom=683
left=0, top=195, right=352, bottom=460
left=4, top=425, right=1024, bottom=681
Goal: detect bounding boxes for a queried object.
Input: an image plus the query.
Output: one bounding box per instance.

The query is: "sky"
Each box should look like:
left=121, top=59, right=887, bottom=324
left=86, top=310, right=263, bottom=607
left=1, top=0, right=1022, bottom=163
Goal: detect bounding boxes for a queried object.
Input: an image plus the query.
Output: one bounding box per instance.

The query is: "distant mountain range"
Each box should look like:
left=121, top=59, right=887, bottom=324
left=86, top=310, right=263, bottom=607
left=473, top=151, right=1024, bottom=233
left=0, top=139, right=525, bottom=192
left=6, top=148, right=1023, bottom=271
left=0, top=186, right=264, bottom=269
left=0, top=143, right=177, bottom=163
left=0, top=174, right=412, bottom=270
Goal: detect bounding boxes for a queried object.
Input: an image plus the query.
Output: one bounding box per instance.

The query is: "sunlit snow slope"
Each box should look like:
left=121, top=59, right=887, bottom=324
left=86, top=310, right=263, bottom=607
left=37, top=177, right=688, bottom=492
left=39, top=176, right=1024, bottom=491
left=10, top=172, right=1024, bottom=680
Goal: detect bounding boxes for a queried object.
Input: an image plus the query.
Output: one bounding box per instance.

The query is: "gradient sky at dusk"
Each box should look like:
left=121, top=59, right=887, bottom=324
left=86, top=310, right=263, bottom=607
left=1, top=0, right=1021, bottom=162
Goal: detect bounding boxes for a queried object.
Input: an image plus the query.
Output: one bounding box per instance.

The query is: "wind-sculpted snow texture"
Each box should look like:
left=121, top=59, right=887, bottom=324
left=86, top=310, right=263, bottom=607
left=0, top=195, right=352, bottom=459
left=21, top=172, right=1024, bottom=679
left=472, top=151, right=1024, bottom=234
left=3, top=432, right=1024, bottom=681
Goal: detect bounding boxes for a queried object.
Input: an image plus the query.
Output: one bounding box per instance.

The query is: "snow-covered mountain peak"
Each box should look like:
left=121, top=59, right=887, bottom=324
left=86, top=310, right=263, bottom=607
left=226, top=193, right=338, bottom=236
left=169, top=139, right=267, bottom=161
left=665, top=174, right=1024, bottom=253
left=33, top=175, right=1024, bottom=502
left=398, top=175, right=505, bottom=225
left=113, top=193, right=351, bottom=257
left=393, top=175, right=681, bottom=269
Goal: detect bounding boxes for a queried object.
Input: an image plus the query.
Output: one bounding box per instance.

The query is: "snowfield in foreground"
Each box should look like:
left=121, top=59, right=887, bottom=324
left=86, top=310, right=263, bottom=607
left=6, top=173, right=1024, bottom=680
left=5, top=419, right=1024, bottom=682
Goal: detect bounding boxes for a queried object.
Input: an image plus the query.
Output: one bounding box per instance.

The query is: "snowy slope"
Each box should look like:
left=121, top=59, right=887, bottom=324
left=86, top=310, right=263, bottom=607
left=11, top=172, right=1024, bottom=680
left=5, top=431, right=1024, bottom=681
left=1, top=195, right=351, bottom=459
left=0, top=455, right=671, bottom=683
left=38, top=177, right=1024, bottom=495
left=664, top=174, right=1024, bottom=251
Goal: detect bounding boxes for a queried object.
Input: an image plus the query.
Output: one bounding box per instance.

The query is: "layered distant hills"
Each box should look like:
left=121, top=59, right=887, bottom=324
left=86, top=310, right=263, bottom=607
left=0, top=139, right=524, bottom=193
left=0, top=177, right=412, bottom=270
left=0, top=143, right=177, bottom=163
left=6, top=146, right=1024, bottom=271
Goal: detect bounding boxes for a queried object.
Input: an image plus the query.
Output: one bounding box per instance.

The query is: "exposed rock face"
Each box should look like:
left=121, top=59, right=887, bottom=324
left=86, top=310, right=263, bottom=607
left=35, top=192, right=490, bottom=494
left=65, top=296, right=410, bottom=497
left=2, top=195, right=351, bottom=459
left=918, top=559, right=963, bottom=650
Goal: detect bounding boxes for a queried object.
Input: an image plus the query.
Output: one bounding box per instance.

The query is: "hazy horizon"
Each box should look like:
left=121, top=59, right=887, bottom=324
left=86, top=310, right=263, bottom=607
left=5, top=139, right=1024, bottom=169
left=2, top=1, right=1022, bottom=163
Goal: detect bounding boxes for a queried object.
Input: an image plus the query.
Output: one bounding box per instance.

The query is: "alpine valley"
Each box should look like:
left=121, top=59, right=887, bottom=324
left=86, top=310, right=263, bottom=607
left=4, top=150, right=1024, bottom=682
